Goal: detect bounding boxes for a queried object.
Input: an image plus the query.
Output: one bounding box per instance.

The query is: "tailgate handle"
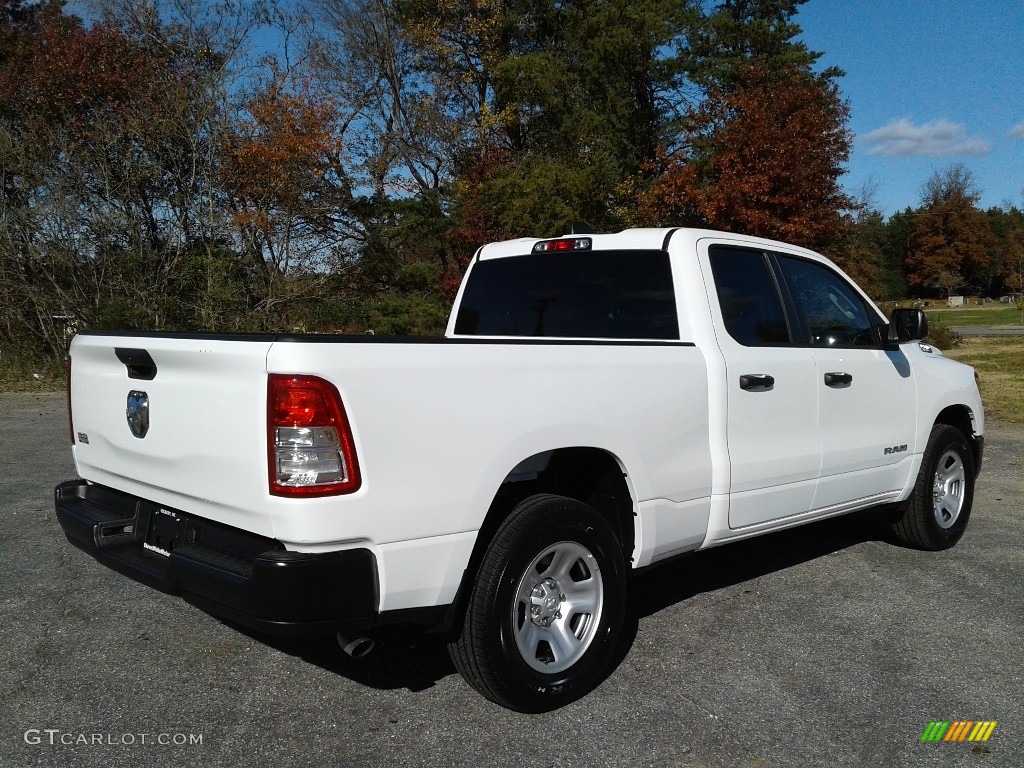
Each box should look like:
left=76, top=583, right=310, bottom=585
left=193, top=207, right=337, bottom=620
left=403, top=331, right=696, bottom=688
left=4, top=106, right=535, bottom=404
left=115, top=348, right=157, bottom=380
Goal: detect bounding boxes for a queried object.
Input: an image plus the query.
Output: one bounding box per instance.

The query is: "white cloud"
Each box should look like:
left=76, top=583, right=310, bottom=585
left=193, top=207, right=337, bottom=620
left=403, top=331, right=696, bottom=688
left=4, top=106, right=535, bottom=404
left=1009, top=122, right=1024, bottom=139
left=862, top=118, right=989, bottom=157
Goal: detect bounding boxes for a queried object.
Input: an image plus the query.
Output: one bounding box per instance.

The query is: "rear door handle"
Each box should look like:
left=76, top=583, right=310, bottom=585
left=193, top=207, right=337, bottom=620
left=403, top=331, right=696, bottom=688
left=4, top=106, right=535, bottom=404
left=824, top=372, right=853, bottom=387
left=739, top=374, right=775, bottom=392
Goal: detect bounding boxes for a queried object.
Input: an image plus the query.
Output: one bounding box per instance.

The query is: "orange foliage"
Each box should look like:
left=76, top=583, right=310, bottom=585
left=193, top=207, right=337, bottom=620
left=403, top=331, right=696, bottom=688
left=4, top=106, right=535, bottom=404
left=904, top=170, right=995, bottom=295
left=445, top=146, right=509, bottom=295
left=638, top=64, right=854, bottom=252
left=905, top=212, right=994, bottom=295
left=0, top=6, right=169, bottom=135
left=223, top=75, right=345, bottom=238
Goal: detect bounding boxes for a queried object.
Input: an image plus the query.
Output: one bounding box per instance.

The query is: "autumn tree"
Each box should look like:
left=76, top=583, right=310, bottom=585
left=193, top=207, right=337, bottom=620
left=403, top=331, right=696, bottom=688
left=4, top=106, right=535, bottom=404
left=637, top=62, right=855, bottom=251
left=91, top=0, right=272, bottom=324
left=309, top=0, right=705, bottom=310
left=220, top=67, right=358, bottom=323
left=398, top=0, right=521, bottom=151
left=0, top=1, right=189, bottom=353
left=0, top=0, right=280, bottom=366
left=904, top=165, right=996, bottom=296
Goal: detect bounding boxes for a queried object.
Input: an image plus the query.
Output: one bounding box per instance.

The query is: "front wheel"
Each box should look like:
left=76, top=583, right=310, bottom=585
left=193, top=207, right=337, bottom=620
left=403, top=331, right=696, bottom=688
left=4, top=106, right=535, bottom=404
left=448, top=494, right=626, bottom=712
left=891, top=424, right=976, bottom=550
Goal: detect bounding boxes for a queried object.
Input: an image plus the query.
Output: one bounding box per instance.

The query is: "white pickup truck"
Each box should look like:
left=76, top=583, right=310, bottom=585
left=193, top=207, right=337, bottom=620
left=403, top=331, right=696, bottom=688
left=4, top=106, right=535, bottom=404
left=56, top=227, right=984, bottom=711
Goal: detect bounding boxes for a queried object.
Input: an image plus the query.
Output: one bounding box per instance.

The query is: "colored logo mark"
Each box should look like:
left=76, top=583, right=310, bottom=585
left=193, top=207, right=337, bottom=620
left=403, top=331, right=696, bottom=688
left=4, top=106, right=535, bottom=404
left=921, top=721, right=997, bottom=743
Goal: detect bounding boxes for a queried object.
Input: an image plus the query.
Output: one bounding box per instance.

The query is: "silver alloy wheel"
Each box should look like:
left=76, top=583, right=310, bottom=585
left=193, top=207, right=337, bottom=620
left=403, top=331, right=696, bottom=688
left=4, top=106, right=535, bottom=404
left=932, top=448, right=966, bottom=529
left=512, top=540, right=604, bottom=674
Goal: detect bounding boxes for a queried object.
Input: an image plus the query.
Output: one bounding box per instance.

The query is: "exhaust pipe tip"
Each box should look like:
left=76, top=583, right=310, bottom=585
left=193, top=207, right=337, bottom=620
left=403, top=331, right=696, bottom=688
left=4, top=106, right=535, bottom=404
left=337, top=633, right=374, bottom=658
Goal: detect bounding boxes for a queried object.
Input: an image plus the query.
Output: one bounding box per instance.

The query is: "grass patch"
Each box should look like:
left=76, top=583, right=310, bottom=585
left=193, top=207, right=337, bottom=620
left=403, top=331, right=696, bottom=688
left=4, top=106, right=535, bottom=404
left=926, top=305, right=1024, bottom=327
left=944, top=337, right=1024, bottom=423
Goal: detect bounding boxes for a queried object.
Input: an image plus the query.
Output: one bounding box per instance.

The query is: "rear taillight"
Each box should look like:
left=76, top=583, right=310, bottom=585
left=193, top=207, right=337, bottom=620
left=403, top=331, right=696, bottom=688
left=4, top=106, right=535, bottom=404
left=267, top=374, right=361, bottom=497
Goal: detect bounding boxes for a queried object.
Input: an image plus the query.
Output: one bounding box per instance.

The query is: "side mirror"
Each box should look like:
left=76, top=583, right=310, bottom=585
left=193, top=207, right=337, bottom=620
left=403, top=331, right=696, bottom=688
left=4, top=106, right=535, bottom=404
left=887, top=308, right=928, bottom=346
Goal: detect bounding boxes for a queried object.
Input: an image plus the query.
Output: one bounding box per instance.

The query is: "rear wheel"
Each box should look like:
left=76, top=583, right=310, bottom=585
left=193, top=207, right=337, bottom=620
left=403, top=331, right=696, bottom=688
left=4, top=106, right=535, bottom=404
left=449, top=494, right=626, bottom=712
left=891, top=424, right=975, bottom=550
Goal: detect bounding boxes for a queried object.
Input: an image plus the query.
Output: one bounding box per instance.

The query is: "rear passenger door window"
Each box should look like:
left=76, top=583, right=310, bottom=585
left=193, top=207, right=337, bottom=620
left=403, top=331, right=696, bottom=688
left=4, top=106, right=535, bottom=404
left=708, top=247, right=790, bottom=345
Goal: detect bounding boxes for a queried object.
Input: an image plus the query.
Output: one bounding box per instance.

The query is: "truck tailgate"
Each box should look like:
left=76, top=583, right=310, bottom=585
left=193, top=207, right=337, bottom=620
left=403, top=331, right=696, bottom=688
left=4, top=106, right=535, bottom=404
left=69, top=334, right=277, bottom=538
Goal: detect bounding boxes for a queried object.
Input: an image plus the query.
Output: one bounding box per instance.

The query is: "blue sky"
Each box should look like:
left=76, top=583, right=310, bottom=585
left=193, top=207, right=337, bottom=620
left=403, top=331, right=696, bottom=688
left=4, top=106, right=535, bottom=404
left=796, top=0, right=1024, bottom=215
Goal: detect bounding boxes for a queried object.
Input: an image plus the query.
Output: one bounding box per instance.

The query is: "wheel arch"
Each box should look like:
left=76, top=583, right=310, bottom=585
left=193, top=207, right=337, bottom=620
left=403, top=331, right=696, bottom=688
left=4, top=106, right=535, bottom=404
left=440, top=447, right=636, bottom=636
left=933, top=404, right=983, bottom=474
left=484, top=447, right=636, bottom=562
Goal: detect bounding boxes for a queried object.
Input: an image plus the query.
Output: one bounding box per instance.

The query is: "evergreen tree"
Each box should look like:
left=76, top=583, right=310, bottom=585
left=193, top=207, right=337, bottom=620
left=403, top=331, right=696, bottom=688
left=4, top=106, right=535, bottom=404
left=401, top=0, right=699, bottom=236
left=684, top=0, right=839, bottom=91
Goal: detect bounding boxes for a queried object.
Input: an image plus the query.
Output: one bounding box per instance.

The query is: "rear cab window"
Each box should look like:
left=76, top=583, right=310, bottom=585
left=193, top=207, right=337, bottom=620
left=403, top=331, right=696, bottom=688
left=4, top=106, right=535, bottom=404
left=454, top=249, right=679, bottom=340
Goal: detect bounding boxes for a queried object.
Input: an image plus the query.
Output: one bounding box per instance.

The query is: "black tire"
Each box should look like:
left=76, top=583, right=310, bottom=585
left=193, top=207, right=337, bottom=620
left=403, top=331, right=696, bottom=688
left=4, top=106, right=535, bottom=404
left=891, top=424, right=975, bottom=550
left=448, top=493, right=626, bottom=712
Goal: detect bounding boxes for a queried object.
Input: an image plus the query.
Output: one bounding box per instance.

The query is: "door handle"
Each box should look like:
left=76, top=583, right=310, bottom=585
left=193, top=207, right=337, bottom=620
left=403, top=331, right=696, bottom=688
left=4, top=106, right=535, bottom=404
left=739, top=374, right=775, bottom=391
left=824, top=372, right=853, bottom=387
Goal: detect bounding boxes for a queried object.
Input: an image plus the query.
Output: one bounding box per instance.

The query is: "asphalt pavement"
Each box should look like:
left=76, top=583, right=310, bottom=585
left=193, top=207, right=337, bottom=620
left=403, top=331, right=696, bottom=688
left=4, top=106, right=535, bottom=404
left=2, top=392, right=1022, bottom=768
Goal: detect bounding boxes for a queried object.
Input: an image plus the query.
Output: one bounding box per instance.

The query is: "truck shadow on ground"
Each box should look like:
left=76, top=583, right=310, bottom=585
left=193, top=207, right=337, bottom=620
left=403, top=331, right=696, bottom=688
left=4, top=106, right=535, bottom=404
left=626, top=505, right=896, bottom=621
left=241, top=506, right=898, bottom=695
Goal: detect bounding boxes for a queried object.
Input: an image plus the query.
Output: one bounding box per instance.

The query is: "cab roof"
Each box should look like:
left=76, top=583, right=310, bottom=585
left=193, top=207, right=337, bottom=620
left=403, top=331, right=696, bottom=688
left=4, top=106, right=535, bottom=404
left=476, top=227, right=821, bottom=261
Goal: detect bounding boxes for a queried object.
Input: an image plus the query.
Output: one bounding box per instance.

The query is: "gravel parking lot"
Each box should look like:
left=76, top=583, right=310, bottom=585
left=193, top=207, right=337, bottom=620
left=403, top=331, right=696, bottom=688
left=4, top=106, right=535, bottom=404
left=3, top=392, right=1022, bottom=768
